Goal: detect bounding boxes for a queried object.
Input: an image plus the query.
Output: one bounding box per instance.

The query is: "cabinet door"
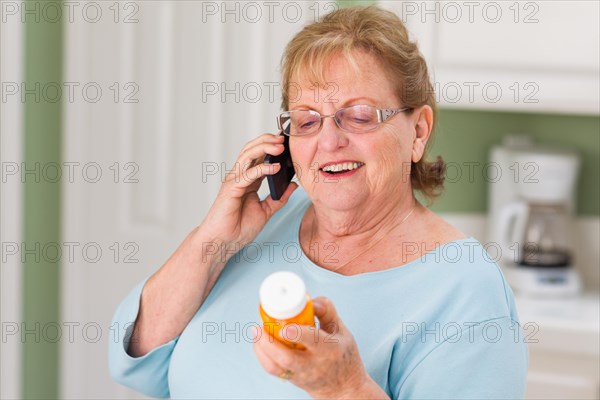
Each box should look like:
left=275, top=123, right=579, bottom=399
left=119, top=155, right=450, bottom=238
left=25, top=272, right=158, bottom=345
left=526, top=350, right=600, bottom=399
left=526, top=370, right=599, bottom=399
left=380, top=1, right=600, bottom=114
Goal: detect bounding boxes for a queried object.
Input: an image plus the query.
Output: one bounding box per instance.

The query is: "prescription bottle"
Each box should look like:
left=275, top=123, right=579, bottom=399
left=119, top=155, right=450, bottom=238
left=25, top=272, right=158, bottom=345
left=259, top=271, right=315, bottom=349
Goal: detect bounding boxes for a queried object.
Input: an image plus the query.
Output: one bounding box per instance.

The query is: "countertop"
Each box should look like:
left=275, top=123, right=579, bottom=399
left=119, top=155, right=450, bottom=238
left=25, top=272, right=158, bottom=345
left=515, top=293, right=600, bottom=357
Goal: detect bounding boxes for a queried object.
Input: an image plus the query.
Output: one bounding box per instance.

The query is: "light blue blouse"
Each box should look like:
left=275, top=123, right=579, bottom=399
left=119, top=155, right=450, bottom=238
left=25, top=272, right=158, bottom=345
left=109, top=188, right=528, bottom=399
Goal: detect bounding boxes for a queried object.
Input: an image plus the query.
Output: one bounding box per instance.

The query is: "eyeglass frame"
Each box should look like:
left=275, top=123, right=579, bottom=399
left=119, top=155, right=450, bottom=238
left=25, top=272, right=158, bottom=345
left=276, top=105, right=413, bottom=137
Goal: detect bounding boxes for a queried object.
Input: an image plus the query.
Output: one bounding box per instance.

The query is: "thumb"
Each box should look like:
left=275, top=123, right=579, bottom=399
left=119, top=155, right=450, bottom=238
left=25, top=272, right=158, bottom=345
left=313, top=296, right=343, bottom=334
left=262, top=182, right=298, bottom=216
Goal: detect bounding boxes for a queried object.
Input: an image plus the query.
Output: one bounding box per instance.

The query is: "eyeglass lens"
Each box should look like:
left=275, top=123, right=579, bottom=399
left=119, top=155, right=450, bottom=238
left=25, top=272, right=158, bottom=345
left=281, top=105, right=381, bottom=136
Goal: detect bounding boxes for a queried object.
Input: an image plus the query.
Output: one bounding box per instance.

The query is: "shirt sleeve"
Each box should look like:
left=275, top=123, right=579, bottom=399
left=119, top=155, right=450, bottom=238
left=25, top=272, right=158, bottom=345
left=108, top=280, right=179, bottom=398
left=393, top=316, right=529, bottom=400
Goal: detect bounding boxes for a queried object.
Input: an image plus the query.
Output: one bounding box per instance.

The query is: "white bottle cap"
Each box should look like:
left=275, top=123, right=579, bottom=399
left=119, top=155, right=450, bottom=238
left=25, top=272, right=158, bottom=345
left=259, top=271, right=307, bottom=320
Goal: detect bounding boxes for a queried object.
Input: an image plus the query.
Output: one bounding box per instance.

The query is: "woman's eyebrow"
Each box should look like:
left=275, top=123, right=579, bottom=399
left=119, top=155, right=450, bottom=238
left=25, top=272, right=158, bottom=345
left=340, top=97, right=379, bottom=107
left=289, top=104, right=315, bottom=110
left=290, top=97, right=380, bottom=111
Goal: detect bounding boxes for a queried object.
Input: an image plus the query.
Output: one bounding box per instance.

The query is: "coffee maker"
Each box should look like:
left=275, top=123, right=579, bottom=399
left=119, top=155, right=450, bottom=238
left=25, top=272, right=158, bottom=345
left=488, top=135, right=581, bottom=297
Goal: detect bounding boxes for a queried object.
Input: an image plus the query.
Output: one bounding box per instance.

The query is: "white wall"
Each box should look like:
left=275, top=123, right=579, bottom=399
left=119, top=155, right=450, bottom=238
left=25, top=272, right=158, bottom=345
left=0, top=9, right=23, bottom=400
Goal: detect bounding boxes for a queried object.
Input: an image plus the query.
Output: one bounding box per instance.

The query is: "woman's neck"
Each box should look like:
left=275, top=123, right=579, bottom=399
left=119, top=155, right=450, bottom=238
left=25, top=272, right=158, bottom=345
left=309, top=192, right=418, bottom=242
left=299, top=190, right=422, bottom=274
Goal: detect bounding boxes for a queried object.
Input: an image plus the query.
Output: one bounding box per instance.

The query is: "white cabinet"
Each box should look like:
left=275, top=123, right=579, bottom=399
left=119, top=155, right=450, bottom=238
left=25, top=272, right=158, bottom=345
left=515, top=294, right=600, bottom=399
left=380, top=1, right=600, bottom=115
left=526, top=351, right=599, bottom=399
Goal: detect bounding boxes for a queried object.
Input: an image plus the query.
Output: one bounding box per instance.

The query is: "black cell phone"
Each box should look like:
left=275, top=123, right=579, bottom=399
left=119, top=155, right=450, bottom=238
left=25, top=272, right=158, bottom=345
left=264, top=133, right=295, bottom=200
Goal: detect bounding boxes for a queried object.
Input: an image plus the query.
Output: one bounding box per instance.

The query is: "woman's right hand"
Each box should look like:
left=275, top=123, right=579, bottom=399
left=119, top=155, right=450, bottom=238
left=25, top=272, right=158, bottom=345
left=128, top=133, right=297, bottom=357
left=199, top=133, right=298, bottom=254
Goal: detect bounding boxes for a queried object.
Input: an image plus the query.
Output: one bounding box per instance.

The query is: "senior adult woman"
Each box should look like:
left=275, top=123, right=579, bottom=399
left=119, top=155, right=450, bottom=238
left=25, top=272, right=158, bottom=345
left=109, top=6, right=527, bottom=399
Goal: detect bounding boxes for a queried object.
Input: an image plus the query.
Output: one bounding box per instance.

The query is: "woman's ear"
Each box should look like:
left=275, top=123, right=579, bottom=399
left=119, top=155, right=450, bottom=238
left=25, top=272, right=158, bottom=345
left=411, top=105, right=434, bottom=163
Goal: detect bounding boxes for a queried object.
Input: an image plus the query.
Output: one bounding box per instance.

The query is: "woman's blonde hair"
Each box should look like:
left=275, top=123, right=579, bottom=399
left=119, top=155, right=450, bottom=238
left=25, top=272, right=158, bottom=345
left=280, top=5, right=446, bottom=201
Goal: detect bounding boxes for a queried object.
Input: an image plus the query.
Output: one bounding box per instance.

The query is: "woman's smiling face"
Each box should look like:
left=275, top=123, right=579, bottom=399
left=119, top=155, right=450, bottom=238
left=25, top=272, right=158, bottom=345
left=289, top=52, right=419, bottom=212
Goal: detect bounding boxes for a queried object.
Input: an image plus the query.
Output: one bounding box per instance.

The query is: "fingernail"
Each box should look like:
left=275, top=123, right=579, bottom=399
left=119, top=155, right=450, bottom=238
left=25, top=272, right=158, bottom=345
left=281, top=325, right=297, bottom=338
left=312, top=301, right=324, bottom=314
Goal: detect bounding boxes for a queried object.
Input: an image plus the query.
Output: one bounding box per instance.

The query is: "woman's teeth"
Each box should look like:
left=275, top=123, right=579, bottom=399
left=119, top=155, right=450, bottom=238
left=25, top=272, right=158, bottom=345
left=321, top=162, right=364, bottom=173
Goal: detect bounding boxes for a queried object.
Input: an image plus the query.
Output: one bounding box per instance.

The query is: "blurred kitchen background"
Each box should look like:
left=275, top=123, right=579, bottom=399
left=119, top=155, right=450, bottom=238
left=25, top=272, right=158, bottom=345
left=1, top=0, right=599, bottom=399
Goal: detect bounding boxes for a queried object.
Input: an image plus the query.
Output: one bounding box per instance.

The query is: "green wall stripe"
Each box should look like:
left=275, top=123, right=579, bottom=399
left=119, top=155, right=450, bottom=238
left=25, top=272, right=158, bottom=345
left=23, top=0, right=62, bottom=398
left=430, top=109, right=600, bottom=216
left=338, top=0, right=377, bottom=7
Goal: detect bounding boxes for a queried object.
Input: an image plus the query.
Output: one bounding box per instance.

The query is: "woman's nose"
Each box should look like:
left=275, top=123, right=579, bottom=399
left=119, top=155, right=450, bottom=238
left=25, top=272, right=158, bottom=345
left=317, top=116, right=349, bottom=152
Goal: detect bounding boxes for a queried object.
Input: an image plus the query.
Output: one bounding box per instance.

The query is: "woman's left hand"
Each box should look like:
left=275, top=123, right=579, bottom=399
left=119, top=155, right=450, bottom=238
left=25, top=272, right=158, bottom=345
left=253, top=297, right=389, bottom=399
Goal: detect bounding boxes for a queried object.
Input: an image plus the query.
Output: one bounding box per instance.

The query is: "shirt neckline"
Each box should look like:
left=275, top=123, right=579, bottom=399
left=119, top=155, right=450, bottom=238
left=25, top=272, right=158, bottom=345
left=291, top=199, right=476, bottom=281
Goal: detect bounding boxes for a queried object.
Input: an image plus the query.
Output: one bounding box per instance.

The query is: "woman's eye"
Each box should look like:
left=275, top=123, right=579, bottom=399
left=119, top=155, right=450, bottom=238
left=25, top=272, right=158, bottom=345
left=300, top=120, right=318, bottom=129
left=350, top=115, right=372, bottom=123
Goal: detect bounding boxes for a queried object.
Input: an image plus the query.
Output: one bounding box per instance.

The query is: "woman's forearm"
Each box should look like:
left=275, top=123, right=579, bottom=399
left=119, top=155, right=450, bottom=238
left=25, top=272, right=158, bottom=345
left=127, top=226, right=230, bottom=357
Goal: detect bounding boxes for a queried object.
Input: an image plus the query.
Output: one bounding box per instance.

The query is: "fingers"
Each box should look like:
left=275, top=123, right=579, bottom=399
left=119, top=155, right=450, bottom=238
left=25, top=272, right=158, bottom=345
left=261, top=182, right=299, bottom=218
left=221, top=164, right=280, bottom=199
left=241, top=133, right=284, bottom=154
left=238, top=133, right=284, bottom=170
left=312, top=297, right=342, bottom=335
left=253, top=300, right=366, bottom=397
left=253, top=335, right=284, bottom=377
left=238, top=141, right=285, bottom=171
left=280, top=322, right=339, bottom=352
left=253, top=326, right=299, bottom=376
left=224, top=133, right=286, bottom=191
left=274, top=297, right=343, bottom=350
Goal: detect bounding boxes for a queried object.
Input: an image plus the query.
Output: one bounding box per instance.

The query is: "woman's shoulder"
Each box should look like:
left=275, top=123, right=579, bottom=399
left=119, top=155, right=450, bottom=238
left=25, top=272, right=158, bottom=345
left=417, top=236, right=517, bottom=320
left=414, top=209, right=496, bottom=275
left=398, top=209, right=515, bottom=317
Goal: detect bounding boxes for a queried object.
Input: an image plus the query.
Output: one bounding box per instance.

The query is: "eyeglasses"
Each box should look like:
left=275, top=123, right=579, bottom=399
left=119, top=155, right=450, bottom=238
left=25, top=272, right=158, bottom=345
left=277, top=104, right=413, bottom=137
